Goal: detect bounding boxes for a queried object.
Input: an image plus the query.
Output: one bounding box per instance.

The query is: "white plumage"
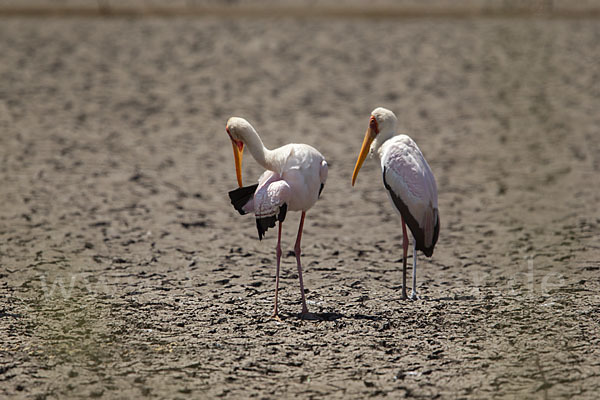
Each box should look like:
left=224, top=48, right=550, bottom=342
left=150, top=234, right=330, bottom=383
left=380, top=135, right=439, bottom=251
left=226, top=117, right=327, bottom=318
left=261, top=143, right=328, bottom=212
left=352, top=107, right=440, bottom=300
left=245, top=171, right=292, bottom=219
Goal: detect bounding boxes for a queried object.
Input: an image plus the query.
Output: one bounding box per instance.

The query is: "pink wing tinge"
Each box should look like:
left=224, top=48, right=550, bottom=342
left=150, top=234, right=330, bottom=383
left=251, top=171, right=292, bottom=240
left=382, top=137, right=439, bottom=256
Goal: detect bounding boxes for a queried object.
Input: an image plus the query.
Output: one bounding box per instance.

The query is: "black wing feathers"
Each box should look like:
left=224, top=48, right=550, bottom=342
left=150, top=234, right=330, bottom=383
left=256, top=204, right=287, bottom=240
left=229, top=183, right=288, bottom=240
left=383, top=167, right=438, bottom=257
left=228, top=184, right=258, bottom=215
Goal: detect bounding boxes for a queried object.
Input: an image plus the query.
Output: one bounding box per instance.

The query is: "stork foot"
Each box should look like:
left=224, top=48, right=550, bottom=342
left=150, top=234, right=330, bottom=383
left=410, top=291, right=419, bottom=301
left=270, top=313, right=283, bottom=322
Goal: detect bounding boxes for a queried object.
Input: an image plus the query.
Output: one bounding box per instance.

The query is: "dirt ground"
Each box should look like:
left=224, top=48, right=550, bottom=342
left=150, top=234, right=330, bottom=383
left=1, top=8, right=599, bottom=400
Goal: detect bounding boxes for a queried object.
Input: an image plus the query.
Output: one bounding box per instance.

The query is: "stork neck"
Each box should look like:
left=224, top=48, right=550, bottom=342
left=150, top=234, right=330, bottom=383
left=242, top=127, right=276, bottom=171
left=372, top=129, right=395, bottom=159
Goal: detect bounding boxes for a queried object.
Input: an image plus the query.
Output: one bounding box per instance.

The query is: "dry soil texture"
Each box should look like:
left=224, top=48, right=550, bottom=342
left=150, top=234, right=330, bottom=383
left=1, top=13, right=599, bottom=400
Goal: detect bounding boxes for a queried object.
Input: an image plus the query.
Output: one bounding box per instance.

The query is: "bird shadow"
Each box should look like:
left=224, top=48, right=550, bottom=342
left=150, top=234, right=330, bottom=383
left=428, top=295, right=477, bottom=302
left=349, top=313, right=383, bottom=321
left=270, top=311, right=395, bottom=324
left=301, top=312, right=344, bottom=321
left=271, top=311, right=346, bottom=322
left=309, top=312, right=385, bottom=322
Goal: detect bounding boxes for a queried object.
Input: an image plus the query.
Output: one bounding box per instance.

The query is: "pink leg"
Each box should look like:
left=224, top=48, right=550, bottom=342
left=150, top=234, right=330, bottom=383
left=273, top=221, right=283, bottom=318
left=294, top=211, right=310, bottom=315
left=401, top=215, right=409, bottom=300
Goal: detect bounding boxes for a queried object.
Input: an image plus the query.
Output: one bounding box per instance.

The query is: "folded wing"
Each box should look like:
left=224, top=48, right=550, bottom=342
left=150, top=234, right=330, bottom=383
left=382, top=136, right=440, bottom=256
left=228, top=171, right=291, bottom=240
left=253, top=172, right=291, bottom=240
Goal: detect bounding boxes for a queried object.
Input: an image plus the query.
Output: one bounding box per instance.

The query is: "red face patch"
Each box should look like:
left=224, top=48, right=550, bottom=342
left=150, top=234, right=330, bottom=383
left=369, top=116, right=379, bottom=134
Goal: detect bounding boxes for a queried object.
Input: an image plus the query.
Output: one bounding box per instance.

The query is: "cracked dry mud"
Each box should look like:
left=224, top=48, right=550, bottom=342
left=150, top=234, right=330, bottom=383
left=1, top=14, right=599, bottom=399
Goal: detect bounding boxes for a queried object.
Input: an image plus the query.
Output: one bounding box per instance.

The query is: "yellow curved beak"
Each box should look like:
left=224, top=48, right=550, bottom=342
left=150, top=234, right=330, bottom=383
left=351, top=126, right=376, bottom=186
left=231, top=140, right=244, bottom=187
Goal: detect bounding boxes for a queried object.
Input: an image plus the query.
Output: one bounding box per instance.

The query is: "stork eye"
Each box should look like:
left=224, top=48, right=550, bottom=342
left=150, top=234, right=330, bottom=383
left=369, top=116, right=379, bottom=132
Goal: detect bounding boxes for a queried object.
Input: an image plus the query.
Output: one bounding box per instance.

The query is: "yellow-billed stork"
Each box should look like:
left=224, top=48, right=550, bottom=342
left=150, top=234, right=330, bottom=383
left=352, top=107, right=440, bottom=300
left=225, top=117, right=328, bottom=318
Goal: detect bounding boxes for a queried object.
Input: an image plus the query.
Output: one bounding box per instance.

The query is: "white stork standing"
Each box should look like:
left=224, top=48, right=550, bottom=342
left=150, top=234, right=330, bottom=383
left=225, top=117, right=328, bottom=318
left=351, top=107, right=440, bottom=300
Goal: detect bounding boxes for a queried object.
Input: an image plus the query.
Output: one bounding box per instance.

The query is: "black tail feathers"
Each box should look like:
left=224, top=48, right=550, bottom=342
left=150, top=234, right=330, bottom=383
left=228, top=184, right=258, bottom=215
left=256, top=204, right=287, bottom=240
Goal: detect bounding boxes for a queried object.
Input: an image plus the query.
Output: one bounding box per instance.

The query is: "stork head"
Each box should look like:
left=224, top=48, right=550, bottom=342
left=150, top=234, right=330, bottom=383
left=351, top=107, right=398, bottom=186
left=226, top=117, right=250, bottom=187
left=371, top=107, right=397, bottom=136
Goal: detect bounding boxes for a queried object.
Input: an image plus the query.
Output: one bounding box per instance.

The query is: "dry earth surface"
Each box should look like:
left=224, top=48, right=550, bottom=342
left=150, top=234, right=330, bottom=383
left=1, top=6, right=600, bottom=400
